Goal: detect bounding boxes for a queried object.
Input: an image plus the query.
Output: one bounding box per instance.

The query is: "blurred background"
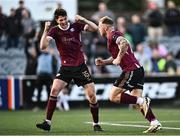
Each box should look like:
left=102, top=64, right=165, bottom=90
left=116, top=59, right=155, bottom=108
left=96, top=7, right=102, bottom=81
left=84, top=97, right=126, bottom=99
left=0, top=0, right=180, bottom=111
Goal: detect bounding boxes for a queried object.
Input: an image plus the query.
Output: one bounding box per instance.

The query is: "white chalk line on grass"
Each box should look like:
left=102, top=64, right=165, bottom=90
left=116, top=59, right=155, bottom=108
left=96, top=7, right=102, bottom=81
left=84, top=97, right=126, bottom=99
left=95, top=120, right=180, bottom=124
left=85, top=121, right=180, bottom=130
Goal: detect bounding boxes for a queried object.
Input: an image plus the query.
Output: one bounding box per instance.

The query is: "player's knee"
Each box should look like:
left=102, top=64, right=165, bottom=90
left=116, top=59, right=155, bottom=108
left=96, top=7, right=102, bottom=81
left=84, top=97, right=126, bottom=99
left=50, top=87, right=60, bottom=96
left=88, top=93, right=96, bottom=103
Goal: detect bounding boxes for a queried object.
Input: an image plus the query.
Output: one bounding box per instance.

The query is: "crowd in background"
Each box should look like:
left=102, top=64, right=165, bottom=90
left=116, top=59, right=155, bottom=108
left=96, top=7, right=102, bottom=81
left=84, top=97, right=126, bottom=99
left=0, top=0, right=180, bottom=77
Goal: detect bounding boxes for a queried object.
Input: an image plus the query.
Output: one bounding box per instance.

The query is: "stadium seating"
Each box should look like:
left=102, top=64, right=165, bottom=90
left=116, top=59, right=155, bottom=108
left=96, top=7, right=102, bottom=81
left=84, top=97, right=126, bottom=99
left=0, top=48, right=27, bottom=75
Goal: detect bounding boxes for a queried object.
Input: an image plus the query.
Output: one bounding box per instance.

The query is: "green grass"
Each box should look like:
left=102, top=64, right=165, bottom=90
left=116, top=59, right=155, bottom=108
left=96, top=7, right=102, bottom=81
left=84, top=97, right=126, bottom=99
left=0, top=108, right=180, bottom=135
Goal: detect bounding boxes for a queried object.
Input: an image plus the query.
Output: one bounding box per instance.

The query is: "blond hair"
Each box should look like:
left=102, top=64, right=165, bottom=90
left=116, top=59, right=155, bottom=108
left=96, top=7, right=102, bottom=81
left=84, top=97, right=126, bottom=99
left=99, top=16, right=114, bottom=26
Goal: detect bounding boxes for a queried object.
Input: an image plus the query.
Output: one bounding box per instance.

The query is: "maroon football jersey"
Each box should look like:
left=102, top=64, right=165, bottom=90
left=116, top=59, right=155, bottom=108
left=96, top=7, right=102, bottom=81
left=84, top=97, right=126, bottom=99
left=48, top=22, right=85, bottom=66
left=107, top=31, right=141, bottom=72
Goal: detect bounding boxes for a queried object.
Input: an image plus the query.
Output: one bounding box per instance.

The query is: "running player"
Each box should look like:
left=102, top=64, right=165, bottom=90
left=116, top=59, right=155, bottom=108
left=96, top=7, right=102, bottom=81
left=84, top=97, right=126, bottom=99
left=95, top=16, right=162, bottom=133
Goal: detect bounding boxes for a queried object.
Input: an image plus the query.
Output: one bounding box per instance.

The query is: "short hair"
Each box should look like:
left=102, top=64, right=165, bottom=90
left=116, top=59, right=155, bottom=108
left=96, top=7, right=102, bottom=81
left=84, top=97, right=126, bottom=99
left=100, top=16, right=114, bottom=25
left=54, top=8, right=67, bottom=19
left=19, top=0, right=24, bottom=4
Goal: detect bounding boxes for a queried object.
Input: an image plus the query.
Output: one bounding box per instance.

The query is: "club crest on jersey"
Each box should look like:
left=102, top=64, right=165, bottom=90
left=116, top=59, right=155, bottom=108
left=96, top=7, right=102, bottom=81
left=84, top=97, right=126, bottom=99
left=70, top=28, right=75, bottom=32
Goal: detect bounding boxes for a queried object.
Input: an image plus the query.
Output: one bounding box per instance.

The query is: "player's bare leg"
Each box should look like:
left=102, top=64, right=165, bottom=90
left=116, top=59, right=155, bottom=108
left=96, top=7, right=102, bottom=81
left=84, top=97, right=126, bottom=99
left=84, top=83, right=102, bottom=131
left=109, top=86, right=125, bottom=103
left=109, top=86, right=148, bottom=109
left=36, top=79, right=67, bottom=131
left=131, top=89, right=162, bottom=133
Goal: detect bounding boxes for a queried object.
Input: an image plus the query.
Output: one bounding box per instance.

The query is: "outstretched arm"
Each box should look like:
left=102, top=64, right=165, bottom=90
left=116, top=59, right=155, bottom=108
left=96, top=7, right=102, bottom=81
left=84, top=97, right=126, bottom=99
left=40, top=21, right=52, bottom=51
left=75, top=15, right=98, bottom=32
left=112, top=36, right=129, bottom=65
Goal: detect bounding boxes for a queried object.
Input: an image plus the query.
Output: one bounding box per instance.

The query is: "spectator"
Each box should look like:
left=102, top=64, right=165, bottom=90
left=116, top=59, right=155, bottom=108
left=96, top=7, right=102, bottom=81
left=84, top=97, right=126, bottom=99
left=147, top=40, right=168, bottom=74
left=150, top=49, right=160, bottom=73
left=116, top=17, right=133, bottom=48
left=165, top=52, right=177, bottom=75
left=5, top=8, right=21, bottom=49
left=91, top=1, right=115, bottom=23
left=149, top=40, right=168, bottom=58
left=116, top=17, right=126, bottom=33
left=15, top=0, right=30, bottom=35
left=16, top=0, right=26, bottom=21
left=21, top=9, right=36, bottom=50
left=25, top=45, right=37, bottom=75
left=90, top=2, right=115, bottom=74
left=0, top=6, right=7, bottom=46
left=164, top=1, right=180, bottom=36
left=36, top=48, right=57, bottom=106
left=134, top=43, right=152, bottom=74
left=127, top=14, right=147, bottom=49
left=150, top=49, right=166, bottom=73
left=144, top=2, right=164, bottom=41
left=56, top=2, right=62, bottom=9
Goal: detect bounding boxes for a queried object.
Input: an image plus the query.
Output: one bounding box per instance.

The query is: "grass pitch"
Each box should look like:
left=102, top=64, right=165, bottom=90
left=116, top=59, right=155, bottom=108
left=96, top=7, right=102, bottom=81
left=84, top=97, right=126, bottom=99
left=0, top=108, right=180, bottom=135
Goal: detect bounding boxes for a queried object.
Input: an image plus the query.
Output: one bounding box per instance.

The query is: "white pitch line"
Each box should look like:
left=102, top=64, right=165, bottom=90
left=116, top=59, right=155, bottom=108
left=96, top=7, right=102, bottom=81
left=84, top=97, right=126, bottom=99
left=96, top=120, right=180, bottom=124
left=85, top=122, right=180, bottom=130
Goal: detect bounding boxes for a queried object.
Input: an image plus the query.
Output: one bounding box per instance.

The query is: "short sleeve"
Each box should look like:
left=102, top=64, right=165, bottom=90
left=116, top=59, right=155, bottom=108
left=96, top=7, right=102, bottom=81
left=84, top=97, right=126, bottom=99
left=112, top=34, right=119, bottom=42
left=75, top=22, right=86, bottom=32
left=112, top=32, right=123, bottom=43
left=47, top=27, right=56, bottom=39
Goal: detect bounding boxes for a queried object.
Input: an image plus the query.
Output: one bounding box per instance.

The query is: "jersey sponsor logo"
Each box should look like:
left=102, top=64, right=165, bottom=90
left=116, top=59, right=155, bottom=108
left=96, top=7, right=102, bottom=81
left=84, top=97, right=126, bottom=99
left=62, top=37, right=75, bottom=42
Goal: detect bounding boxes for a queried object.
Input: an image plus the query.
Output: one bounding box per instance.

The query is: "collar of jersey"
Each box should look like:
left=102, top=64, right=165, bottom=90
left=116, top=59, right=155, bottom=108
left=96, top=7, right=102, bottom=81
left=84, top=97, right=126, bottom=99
left=58, top=22, right=70, bottom=31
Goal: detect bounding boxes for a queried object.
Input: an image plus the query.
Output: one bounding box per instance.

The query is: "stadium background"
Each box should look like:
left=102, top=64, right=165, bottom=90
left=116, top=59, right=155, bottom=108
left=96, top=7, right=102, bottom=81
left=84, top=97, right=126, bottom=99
left=0, top=0, right=180, bottom=135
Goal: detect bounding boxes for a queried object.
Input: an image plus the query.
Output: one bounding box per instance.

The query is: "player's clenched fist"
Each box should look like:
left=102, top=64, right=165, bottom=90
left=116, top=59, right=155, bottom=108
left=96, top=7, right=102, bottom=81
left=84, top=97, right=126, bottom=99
left=95, top=58, right=104, bottom=66
left=75, top=15, right=86, bottom=22
left=44, top=21, right=51, bottom=32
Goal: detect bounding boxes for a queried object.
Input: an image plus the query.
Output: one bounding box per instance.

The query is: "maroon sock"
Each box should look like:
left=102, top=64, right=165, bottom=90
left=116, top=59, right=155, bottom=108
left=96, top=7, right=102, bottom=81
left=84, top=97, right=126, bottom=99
left=120, top=93, right=137, bottom=104
left=145, top=107, right=156, bottom=122
left=46, top=96, right=57, bottom=120
left=89, top=103, right=99, bottom=123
